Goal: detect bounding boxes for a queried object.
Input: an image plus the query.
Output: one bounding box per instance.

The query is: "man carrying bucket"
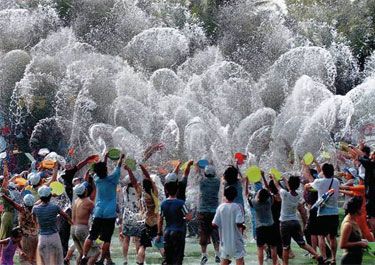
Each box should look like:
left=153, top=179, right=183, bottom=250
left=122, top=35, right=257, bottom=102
left=80, top=152, right=125, bottom=265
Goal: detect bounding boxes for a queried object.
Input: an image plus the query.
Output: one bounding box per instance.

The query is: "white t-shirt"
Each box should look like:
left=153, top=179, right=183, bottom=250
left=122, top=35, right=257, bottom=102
left=279, top=189, right=303, bottom=222
left=213, top=203, right=245, bottom=259
left=311, top=177, right=339, bottom=216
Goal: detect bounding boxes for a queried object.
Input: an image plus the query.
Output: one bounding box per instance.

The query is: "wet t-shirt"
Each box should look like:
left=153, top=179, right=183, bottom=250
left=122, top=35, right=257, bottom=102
left=32, top=203, right=61, bottom=235
left=93, top=166, right=121, bottom=219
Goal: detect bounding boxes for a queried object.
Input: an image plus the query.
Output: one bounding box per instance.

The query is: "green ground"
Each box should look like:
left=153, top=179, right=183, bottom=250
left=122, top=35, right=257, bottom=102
left=12, top=234, right=374, bottom=264
left=78, top=236, right=375, bottom=265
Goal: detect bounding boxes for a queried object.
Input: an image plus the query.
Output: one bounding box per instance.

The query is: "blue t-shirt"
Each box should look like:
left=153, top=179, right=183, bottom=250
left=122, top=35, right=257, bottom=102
left=199, top=177, right=220, bottom=213
left=93, top=166, right=121, bottom=218
left=32, top=203, right=61, bottom=235
left=160, top=198, right=188, bottom=232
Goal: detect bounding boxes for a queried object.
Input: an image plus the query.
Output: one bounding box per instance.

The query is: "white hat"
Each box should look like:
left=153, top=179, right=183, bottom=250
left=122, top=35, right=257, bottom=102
left=73, top=183, right=86, bottom=196
left=38, top=185, right=51, bottom=198
left=204, top=165, right=216, bottom=177
left=165, top=173, right=178, bottom=183
left=23, top=194, right=35, bottom=207
left=28, top=173, right=41, bottom=186
left=38, top=148, right=50, bottom=156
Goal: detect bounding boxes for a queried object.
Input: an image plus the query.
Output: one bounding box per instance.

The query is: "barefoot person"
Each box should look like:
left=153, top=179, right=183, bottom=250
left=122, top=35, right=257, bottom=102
left=71, top=181, right=99, bottom=265
left=80, top=153, right=125, bottom=265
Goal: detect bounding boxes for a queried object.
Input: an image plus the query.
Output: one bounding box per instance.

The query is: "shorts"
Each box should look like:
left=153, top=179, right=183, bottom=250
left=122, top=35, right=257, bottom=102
left=220, top=248, right=246, bottom=261
left=140, top=224, right=157, bottom=248
left=305, top=207, right=319, bottom=235
left=198, top=212, right=219, bottom=246
left=88, top=218, right=116, bottom=243
left=280, top=220, right=306, bottom=249
left=256, top=225, right=278, bottom=247
left=316, top=215, right=339, bottom=236
left=163, top=230, right=186, bottom=265
left=71, top=224, right=99, bottom=257
left=122, top=223, right=142, bottom=237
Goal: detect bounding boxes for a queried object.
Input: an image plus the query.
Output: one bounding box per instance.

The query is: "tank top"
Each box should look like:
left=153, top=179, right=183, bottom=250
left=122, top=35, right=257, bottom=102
left=342, top=216, right=363, bottom=254
left=1, top=238, right=18, bottom=265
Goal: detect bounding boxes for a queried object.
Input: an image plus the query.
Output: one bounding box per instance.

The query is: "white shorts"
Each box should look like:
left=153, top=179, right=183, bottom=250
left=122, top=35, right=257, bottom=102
left=220, top=247, right=246, bottom=260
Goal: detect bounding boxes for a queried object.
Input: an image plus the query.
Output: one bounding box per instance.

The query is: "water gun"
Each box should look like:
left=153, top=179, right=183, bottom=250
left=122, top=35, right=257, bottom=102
left=311, top=189, right=335, bottom=210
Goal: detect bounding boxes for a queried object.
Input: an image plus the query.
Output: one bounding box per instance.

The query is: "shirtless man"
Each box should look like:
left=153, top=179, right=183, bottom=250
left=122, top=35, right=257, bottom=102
left=71, top=182, right=99, bottom=265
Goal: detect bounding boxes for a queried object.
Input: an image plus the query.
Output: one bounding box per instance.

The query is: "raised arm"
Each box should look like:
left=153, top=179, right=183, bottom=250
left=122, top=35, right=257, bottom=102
left=301, top=160, right=315, bottom=183
left=173, top=160, right=182, bottom=175
left=143, top=143, right=164, bottom=162
left=76, top=155, right=99, bottom=171
left=124, top=165, right=140, bottom=192
left=117, top=154, right=125, bottom=168
left=2, top=160, right=9, bottom=189
left=45, top=162, right=58, bottom=186
left=1, top=194, right=23, bottom=212
left=183, top=160, right=194, bottom=178
left=139, top=164, right=158, bottom=196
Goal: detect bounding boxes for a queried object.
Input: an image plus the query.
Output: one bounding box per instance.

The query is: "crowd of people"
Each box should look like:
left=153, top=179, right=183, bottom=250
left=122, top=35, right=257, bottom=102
left=0, top=138, right=374, bottom=265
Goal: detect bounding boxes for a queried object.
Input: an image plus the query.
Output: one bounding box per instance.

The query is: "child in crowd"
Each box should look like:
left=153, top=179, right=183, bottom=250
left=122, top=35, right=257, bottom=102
left=0, top=227, right=28, bottom=265
left=213, top=185, right=246, bottom=265
left=271, top=175, right=324, bottom=265
left=157, top=181, right=191, bottom=265
left=249, top=188, right=278, bottom=265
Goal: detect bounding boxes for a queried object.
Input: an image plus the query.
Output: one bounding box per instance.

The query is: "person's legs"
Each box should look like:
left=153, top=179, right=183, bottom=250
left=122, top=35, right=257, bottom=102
left=270, top=246, right=278, bottom=265
left=220, top=259, right=230, bottom=265
left=122, top=235, right=130, bottom=262
left=318, top=236, right=327, bottom=259
left=282, top=248, right=289, bottom=265
left=257, top=245, right=265, bottom=265
left=235, top=257, right=245, bottom=265
left=328, top=234, right=337, bottom=263
left=175, top=231, right=186, bottom=265
left=137, top=246, right=146, bottom=265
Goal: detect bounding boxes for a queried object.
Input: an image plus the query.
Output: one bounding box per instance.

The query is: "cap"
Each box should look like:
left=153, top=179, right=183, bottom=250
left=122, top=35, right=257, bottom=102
left=28, top=173, right=41, bottom=186
left=23, top=194, right=35, bottom=207
left=38, top=185, right=51, bottom=198
left=73, top=183, right=86, bottom=196
left=344, top=167, right=358, bottom=179
left=165, top=173, right=178, bottom=183
left=204, top=165, right=216, bottom=177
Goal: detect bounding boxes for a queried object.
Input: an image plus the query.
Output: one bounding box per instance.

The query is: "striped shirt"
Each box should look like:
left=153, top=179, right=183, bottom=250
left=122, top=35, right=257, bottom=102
left=32, top=203, right=61, bottom=235
left=160, top=198, right=188, bottom=232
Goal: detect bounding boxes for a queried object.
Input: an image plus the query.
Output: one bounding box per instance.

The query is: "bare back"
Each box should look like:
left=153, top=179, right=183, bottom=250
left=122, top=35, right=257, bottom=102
left=72, top=197, right=94, bottom=225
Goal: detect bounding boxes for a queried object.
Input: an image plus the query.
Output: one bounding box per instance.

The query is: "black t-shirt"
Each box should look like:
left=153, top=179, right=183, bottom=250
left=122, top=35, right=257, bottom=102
left=61, top=166, right=78, bottom=201
left=359, top=156, right=375, bottom=216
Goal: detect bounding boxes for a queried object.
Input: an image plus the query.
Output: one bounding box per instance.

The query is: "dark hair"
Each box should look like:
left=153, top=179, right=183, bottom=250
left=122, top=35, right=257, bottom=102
left=288, top=176, right=300, bottom=191
left=40, top=194, right=52, bottom=203
left=143, top=179, right=153, bottom=195
left=165, top=182, right=178, bottom=196
left=77, top=192, right=86, bottom=199
left=268, top=179, right=278, bottom=195
left=224, top=185, right=237, bottom=202
left=93, top=162, right=107, bottom=179
left=86, top=184, right=93, bottom=197
left=10, top=227, right=22, bottom=238
left=362, top=145, right=371, bottom=156
left=347, top=196, right=363, bottom=215
left=258, top=189, right=270, bottom=203
left=223, top=166, right=238, bottom=185
left=322, top=163, right=334, bottom=178
left=310, top=169, right=318, bottom=178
